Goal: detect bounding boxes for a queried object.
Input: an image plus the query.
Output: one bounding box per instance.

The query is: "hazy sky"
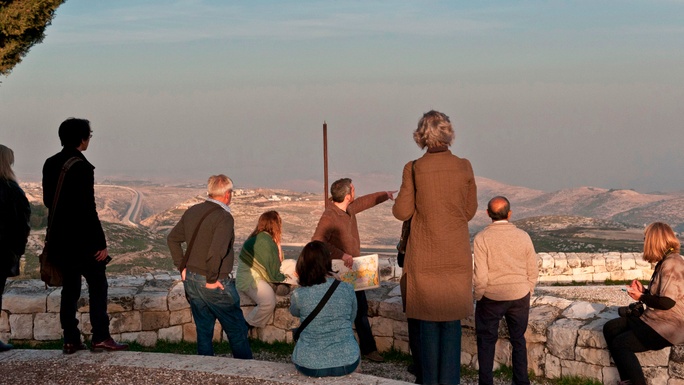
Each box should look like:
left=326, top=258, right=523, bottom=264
left=2, top=1, right=683, bottom=194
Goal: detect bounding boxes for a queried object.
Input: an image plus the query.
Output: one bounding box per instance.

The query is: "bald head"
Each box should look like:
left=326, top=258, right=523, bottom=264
left=487, top=196, right=511, bottom=221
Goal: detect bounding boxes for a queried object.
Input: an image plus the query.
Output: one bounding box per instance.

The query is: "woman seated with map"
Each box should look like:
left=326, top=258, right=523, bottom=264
left=290, top=241, right=360, bottom=377
left=236, top=211, right=294, bottom=328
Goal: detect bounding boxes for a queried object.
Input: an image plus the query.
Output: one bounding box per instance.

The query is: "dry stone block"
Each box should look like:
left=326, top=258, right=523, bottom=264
left=592, top=272, right=611, bottom=282
left=577, top=318, right=608, bottom=348
left=272, top=308, right=298, bottom=330
left=534, top=296, right=572, bottom=310
left=545, top=354, right=561, bottom=379
left=33, top=313, right=62, bottom=340
left=80, top=313, right=92, bottom=335
left=671, top=362, right=684, bottom=379
left=528, top=343, right=546, bottom=377
left=183, top=323, right=197, bottom=342
left=371, top=316, right=394, bottom=337
left=562, top=301, right=605, bottom=320
left=560, top=359, right=603, bottom=381
left=605, top=255, right=622, bottom=271
left=603, top=366, right=620, bottom=384
left=0, top=311, right=9, bottom=332
left=158, top=325, right=183, bottom=342
left=134, top=291, right=168, bottom=311
left=257, top=325, right=286, bottom=343
left=375, top=336, right=393, bottom=353
left=669, top=379, right=684, bottom=385
left=636, top=347, right=670, bottom=367
left=566, top=254, right=581, bottom=268
left=47, top=289, right=61, bottom=312
left=377, top=296, right=405, bottom=321
left=539, top=253, right=554, bottom=269
left=671, top=345, right=684, bottom=362
left=592, top=256, right=606, bottom=267
left=109, top=311, right=142, bottom=334
left=169, top=309, right=192, bottom=326
left=644, top=367, right=669, bottom=385
left=107, top=287, right=138, bottom=312
left=10, top=314, right=33, bottom=339
left=168, top=282, right=189, bottom=311
left=575, top=346, right=611, bottom=366
left=621, top=255, right=636, bottom=270
left=571, top=267, right=594, bottom=277
left=122, top=331, right=157, bottom=347
left=142, top=311, right=170, bottom=331
left=494, top=339, right=512, bottom=367
left=3, top=289, right=46, bottom=313
left=527, top=305, right=561, bottom=343
left=547, top=318, right=584, bottom=359
left=392, top=319, right=409, bottom=341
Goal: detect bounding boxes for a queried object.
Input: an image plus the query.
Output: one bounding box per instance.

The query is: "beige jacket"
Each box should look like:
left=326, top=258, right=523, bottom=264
left=393, top=149, right=478, bottom=321
left=473, top=221, right=538, bottom=301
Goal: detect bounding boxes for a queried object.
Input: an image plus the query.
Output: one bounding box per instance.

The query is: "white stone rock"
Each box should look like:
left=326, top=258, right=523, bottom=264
left=577, top=318, right=609, bottom=348
left=107, top=286, right=138, bottom=312
left=272, top=308, right=298, bottom=330
left=545, top=354, right=561, bottom=379
left=0, top=311, right=9, bottom=332
left=560, top=359, right=603, bottom=381
left=109, top=311, right=142, bottom=334
left=375, top=336, right=393, bottom=353
left=158, top=325, right=183, bottom=342
left=47, top=289, right=61, bottom=312
left=494, top=339, right=512, bottom=367
left=33, top=313, right=62, bottom=341
left=3, top=290, right=46, bottom=313
left=540, top=254, right=554, bottom=269
left=562, top=301, right=606, bottom=320
left=167, top=282, right=190, bottom=311
left=575, top=346, right=611, bottom=366
left=603, top=366, right=620, bottom=384
left=644, top=367, right=669, bottom=385
left=258, top=325, right=286, bottom=343
left=371, top=316, right=394, bottom=337
left=377, top=296, right=405, bottom=321
left=621, top=255, right=636, bottom=270
left=533, top=296, right=573, bottom=310
left=10, top=313, right=33, bottom=339
left=527, top=305, right=561, bottom=343
left=528, top=343, right=546, bottom=377
left=636, top=347, right=670, bottom=367
left=546, top=318, right=584, bottom=359
left=169, top=309, right=192, bottom=325
left=134, top=291, right=168, bottom=311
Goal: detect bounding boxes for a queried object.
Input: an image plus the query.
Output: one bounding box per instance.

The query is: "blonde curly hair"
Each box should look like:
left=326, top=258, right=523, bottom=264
left=413, top=110, right=454, bottom=149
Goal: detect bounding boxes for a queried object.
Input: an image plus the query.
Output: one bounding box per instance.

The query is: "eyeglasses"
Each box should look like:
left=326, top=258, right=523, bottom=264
left=89, top=131, right=93, bottom=139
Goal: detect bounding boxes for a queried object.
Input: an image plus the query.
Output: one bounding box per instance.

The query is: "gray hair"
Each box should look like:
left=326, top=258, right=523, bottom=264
left=413, top=110, right=454, bottom=149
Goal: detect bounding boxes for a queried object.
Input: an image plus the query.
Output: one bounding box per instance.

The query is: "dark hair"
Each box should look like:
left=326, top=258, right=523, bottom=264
left=330, top=178, right=352, bottom=203
left=296, top=241, right=333, bottom=287
left=58, top=118, right=91, bottom=148
left=487, top=196, right=511, bottom=221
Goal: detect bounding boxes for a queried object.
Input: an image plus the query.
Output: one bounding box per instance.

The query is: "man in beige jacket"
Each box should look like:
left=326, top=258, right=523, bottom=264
left=473, top=196, right=538, bottom=385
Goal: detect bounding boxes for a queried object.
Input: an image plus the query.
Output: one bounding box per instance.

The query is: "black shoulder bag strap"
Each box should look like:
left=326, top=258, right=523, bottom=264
left=178, top=204, right=222, bottom=273
left=294, top=279, right=341, bottom=341
left=45, top=157, right=82, bottom=244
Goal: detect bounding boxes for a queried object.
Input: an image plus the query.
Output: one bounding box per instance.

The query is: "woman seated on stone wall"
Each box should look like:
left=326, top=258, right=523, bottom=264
left=289, top=241, right=360, bottom=377
left=236, top=211, right=295, bottom=329
left=603, top=222, right=684, bottom=385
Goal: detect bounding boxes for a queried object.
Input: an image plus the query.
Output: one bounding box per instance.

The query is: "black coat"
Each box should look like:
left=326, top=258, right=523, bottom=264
left=0, top=178, right=31, bottom=276
left=42, top=148, right=106, bottom=266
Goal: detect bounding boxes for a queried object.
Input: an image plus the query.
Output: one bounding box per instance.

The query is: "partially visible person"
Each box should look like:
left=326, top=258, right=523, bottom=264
left=167, top=174, right=252, bottom=358
left=603, top=222, right=684, bottom=385
left=42, top=118, right=128, bottom=354
left=0, top=144, right=31, bottom=352
left=473, top=196, right=538, bottom=385
left=393, top=110, right=478, bottom=385
left=312, top=177, right=395, bottom=363
left=236, top=211, right=293, bottom=329
left=290, top=241, right=360, bottom=377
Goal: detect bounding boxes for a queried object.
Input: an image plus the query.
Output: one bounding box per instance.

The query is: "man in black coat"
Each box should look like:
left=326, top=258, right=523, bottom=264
left=42, top=118, right=127, bottom=354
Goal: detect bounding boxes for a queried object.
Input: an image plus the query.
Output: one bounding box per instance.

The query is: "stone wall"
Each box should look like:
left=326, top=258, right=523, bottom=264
left=3, top=252, right=682, bottom=384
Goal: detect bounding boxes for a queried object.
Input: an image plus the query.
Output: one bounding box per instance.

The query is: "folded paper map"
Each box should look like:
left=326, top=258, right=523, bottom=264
left=331, top=254, right=379, bottom=291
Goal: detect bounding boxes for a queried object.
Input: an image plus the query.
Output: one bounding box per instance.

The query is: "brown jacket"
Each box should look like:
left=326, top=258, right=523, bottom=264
left=393, top=149, right=478, bottom=321
left=312, top=192, right=390, bottom=259
left=167, top=200, right=235, bottom=284
left=641, top=253, right=684, bottom=345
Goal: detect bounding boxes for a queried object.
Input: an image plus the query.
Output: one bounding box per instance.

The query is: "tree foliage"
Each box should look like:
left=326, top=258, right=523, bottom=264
left=0, top=0, right=66, bottom=76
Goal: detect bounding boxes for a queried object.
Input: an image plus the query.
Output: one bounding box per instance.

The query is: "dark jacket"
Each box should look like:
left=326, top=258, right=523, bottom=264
left=42, top=147, right=106, bottom=266
left=167, top=200, right=235, bottom=284
left=0, top=178, right=31, bottom=276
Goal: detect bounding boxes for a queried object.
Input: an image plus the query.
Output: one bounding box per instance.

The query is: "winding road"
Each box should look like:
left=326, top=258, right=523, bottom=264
left=96, top=185, right=143, bottom=227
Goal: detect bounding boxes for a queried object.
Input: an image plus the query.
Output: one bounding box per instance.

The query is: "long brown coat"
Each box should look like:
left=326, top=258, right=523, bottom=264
left=392, top=149, right=478, bottom=321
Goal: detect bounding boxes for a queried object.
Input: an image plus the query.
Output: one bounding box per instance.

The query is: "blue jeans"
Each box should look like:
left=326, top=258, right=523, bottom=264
left=295, top=356, right=360, bottom=377
left=420, top=320, right=461, bottom=385
left=184, top=272, right=252, bottom=359
left=476, top=294, right=531, bottom=385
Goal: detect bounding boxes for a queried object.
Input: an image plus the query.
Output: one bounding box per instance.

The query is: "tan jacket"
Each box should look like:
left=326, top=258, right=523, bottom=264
left=393, top=149, right=478, bottom=321
left=473, top=221, right=538, bottom=301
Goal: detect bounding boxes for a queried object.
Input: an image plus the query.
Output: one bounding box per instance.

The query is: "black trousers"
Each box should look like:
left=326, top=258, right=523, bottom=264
left=603, top=316, right=671, bottom=385
left=355, top=290, right=378, bottom=354
left=476, top=293, right=531, bottom=385
left=60, top=261, right=111, bottom=345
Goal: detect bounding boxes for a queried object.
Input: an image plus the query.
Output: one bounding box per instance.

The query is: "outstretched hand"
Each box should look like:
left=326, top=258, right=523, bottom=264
left=387, top=190, right=398, bottom=200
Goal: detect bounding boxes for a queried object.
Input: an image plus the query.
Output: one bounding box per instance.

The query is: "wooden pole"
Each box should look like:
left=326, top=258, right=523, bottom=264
left=323, top=121, right=329, bottom=206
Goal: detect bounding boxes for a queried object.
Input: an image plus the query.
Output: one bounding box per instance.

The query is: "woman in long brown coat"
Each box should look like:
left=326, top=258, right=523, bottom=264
left=393, top=110, right=478, bottom=385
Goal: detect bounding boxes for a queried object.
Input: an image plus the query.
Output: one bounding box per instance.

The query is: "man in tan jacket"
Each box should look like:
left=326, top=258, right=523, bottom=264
left=473, top=196, right=538, bottom=385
